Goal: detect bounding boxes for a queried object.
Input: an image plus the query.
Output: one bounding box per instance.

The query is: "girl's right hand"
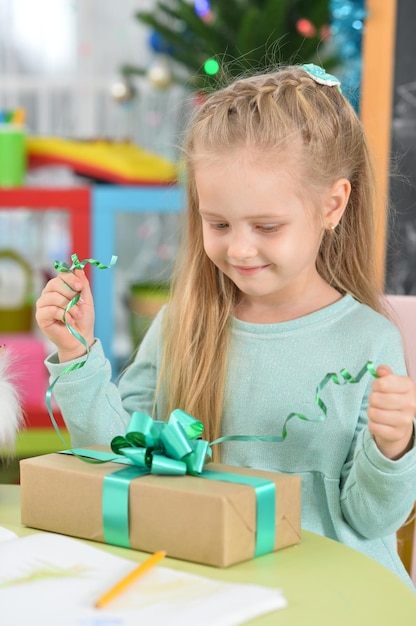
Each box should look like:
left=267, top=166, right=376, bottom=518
left=35, top=268, right=95, bottom=363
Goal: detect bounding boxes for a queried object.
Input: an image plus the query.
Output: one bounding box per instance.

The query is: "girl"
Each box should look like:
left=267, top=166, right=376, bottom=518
left=36, top=65, right=416, bottom=587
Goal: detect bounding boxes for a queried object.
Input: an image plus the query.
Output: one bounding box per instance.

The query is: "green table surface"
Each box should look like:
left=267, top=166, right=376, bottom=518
left=1, top=484, right=415, bottom=624
left=15, top=428, right=71, bottom=457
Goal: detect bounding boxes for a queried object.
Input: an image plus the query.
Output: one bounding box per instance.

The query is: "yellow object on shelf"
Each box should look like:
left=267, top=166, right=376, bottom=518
left=0, top=249, right=33, bottom=332
left=129, top=282, right=170, bottom=349
left=26, top=136, right=178, bottom=185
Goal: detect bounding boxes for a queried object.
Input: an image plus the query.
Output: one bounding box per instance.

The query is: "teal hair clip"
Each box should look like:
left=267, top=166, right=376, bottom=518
left=302, top=63, right=342, bottom=92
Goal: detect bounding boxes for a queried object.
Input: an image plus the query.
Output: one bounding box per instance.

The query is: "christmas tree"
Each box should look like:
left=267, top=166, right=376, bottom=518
left=122, top=0, right=334, bottom=91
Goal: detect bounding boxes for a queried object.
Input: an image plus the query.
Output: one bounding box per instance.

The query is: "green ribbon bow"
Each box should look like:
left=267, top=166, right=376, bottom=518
left=110, top=409, right=210, bottom=476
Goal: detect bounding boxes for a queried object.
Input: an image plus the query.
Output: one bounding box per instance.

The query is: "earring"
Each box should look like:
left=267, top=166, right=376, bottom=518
left=328, top=224, right=336, bottom=232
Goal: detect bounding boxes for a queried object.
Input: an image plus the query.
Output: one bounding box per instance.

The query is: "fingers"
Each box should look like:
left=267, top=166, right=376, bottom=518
left=35, top=268, right=95, bottom=347
left=40, top=270, right=91, bottom=310
left=369, top=368, right=415, bottom=418
left=36, top=278, right=96, bottom=361
left=42, top=268, right=87, bottom=298
left=367, top=366, right=416, bottom=458
left=371, top=366, right=412, bottom=394
left=375, top=364, right=392, bottom=378
left=36, top=295, right=81, bottom=329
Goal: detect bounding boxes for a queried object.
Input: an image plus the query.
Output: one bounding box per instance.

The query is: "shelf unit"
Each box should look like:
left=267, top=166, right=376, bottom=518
left=0, top=188, right=91, bottom=261
left=0, top=187, right=91, bottom=431
left=92, top=185, right=183, bottom=372
left=0, top=184, right=183, bottom=433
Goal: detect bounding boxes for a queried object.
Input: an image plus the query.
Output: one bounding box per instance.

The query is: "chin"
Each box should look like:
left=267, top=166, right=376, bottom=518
left=0, top=350, right=24, bottom=455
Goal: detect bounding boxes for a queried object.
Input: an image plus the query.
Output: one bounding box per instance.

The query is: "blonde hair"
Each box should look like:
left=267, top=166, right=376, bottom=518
left=158, top=65, right=384, bottom=451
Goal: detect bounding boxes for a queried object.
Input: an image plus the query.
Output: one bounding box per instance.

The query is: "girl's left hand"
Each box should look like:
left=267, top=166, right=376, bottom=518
left=367, top=365, right=416, bottom=460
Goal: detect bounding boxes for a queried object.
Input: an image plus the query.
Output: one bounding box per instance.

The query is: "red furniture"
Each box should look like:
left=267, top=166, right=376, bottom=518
left=0, top=187, right=91, bottom=429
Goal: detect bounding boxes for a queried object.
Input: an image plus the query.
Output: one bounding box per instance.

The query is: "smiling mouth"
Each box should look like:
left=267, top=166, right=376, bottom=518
left=232, top=265, right=270, bottom=276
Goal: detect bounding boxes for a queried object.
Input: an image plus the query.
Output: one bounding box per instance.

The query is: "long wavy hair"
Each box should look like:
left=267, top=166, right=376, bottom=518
left=157, top=65, right=383, bottom=453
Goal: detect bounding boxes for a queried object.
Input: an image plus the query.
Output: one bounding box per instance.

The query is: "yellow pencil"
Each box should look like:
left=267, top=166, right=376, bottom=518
left=95, top=550, right=166, bottom=609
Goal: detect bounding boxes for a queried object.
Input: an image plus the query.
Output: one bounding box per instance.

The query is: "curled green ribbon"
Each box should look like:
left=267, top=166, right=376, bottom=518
left=46, top=253, right=117, bottom=451
left=54, top=253, right=118, bottom=273
left=71, top=361, right=380, bottom=466
left=212, top=361, right=379, bottom=446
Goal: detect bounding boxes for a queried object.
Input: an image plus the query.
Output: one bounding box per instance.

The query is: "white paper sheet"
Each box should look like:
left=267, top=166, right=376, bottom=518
left=0, top=525, right=18, bottom=542
left=0, top=532, right=287, bottom=625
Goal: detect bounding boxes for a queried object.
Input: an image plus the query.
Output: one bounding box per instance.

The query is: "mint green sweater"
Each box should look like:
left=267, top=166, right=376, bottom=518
left=45, top=295, right=416, bottom=588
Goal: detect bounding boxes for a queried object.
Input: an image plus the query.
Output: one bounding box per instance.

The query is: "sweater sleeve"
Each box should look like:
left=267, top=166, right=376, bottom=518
left=44, top=309, right=164, bottom=447
left=341, top=424, right=416, bottom=538
left=339, top=324, right=416, bottom=538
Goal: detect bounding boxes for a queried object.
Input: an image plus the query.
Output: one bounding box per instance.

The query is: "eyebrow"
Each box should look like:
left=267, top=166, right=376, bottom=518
left=199, top=209, right=289, bottom=220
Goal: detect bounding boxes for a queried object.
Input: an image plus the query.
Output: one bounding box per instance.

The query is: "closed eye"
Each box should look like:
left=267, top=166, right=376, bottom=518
left=211, top=222, right=229, bottom=230
left=256, top=224, right=282, bottom=233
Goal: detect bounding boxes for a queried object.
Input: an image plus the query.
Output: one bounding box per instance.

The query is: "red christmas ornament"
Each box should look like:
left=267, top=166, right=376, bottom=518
left=296, top=18, right=316, bottom=38
left=320, top=24, right=332, bottom=42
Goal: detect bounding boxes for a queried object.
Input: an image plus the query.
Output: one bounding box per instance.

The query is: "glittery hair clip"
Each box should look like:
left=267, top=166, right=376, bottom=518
left=301, top=63, right=342, bottom=92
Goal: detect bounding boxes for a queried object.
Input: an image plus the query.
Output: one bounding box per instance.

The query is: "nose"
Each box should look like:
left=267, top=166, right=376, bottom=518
left=227, top=230, right=257, bottom=260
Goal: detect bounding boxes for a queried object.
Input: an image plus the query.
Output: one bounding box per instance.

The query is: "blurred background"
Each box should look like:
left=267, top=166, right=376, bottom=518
left=0, top=0, right=361, bottom=156
left=0, top=0, right=368, bottom=368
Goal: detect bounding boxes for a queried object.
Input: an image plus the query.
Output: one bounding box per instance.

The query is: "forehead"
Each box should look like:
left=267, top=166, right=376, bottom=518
left=193, top=145, right=323, bottom=218
left=196, top=155, right=301, bottom=213
left=194, top=147, right=300, bottom=187
left=193, top=136, right=307, bottom=175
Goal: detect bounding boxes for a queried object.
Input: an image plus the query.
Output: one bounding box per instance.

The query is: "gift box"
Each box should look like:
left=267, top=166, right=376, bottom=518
left=20, top=450, right=301, bottom=567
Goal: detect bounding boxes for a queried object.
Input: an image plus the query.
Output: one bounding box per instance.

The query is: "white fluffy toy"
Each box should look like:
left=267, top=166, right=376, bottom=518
left=0, top=346, right=24, bottom=453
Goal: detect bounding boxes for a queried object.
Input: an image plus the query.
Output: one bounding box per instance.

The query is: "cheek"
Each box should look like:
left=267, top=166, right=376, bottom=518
left=202, top=227, right=221, bottom=260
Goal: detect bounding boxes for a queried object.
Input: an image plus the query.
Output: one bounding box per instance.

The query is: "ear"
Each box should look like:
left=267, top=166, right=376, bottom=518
left=323, top=178, right=351, bottom=228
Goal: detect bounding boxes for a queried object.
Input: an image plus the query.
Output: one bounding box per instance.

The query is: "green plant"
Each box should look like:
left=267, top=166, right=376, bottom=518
left=123, top=0, right=335, bottom=91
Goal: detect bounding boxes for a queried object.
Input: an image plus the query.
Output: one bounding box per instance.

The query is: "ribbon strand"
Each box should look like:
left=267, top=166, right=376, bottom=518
left=46, top=253, right=117, bottom=452
left=59, top=363, right=379, bottom=464
left=71, top=358, right=379, bottom=471
left=211, top=361, right=379, bottom=446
